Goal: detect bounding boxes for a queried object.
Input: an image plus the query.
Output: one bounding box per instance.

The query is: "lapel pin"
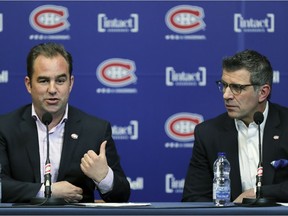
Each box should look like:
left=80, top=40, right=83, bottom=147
left=71, top=133, right=78, bottom=139
left=273, top=135, right=279, bottom=140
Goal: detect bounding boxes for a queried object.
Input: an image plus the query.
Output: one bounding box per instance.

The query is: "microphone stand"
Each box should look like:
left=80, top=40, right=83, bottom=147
left=31, top=117, right=66, bottom=206
left=242, top=119, right=277, bottom=207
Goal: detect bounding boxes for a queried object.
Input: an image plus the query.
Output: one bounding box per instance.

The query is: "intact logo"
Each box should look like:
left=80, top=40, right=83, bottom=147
left=165, top=174, right=184, bottom=194
left=273, top=70, right=280, bottom=84
left=165, top=112, right=203, bottom=142
left=98, top=13, right=139, bottom=33
left=29, top=5, right=70, bottom=34
left=0, top=14, right=3, bottom=32
left=166, top=66, right=206, bottom=86
left=234, top=13, right=274, bottom=33
left=0, top=70, right=8, bottom=83
left=165, top=5, right=206, bottom=34
left=127, top=177, right=144, bottom=190
left=112, top=120, right=138, bottom=140
left=96, top=58, right=137, bottom=88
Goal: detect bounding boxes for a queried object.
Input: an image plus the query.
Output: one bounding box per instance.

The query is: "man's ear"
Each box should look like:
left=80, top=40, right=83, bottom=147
left=25, top=76, right=32, bottom=94
left=258, top=84, right=271, bottom=102
left=69, top=75, right=74, bottom=92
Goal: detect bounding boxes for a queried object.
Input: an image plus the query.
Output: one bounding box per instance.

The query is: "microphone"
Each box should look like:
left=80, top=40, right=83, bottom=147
left=42, top=112, right=53, bottom=199
left=30, top=112, right=66, bottom=205
left=254, top=112, right=264, bottom=199
left=242, top=111, right=277, bottom=206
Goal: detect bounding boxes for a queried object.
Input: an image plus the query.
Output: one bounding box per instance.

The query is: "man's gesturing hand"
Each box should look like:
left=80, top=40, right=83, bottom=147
left=80, top=140, right=109, bottom=183
left=51, top=181, right=83, bottom=203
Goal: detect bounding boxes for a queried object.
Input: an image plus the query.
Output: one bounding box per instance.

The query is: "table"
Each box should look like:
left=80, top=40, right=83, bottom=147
left=0, top=202, right=287, bottom=215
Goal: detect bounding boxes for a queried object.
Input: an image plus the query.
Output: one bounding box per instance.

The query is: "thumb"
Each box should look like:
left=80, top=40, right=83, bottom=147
left=99, top=140, right=107, bottom=156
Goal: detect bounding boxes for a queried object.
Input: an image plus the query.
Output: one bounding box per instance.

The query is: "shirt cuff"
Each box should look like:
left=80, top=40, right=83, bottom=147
left=36, top=184, right=45, bottom=197
left=94, top=167, right=114, bottom=194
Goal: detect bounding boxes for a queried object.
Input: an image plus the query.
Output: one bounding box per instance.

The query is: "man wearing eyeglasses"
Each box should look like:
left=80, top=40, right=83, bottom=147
left=182, top=49, right=288, bottom=203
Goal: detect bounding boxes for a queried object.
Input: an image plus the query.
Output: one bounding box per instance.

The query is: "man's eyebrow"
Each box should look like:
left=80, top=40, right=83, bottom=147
left=56, top=74, right=68, bottom=79
left=37, top=76, right=49, bottom=80
left=37, top=73, right=68, bottom=80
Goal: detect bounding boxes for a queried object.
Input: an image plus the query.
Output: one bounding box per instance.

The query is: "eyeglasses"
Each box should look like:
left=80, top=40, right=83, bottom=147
left=216, top=80, right=259, bottom=95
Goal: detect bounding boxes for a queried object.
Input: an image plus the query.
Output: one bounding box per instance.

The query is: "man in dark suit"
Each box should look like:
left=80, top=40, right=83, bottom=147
left=182, top=50, right=288, bottom=203
left=0, top=42, right=130, bottom=203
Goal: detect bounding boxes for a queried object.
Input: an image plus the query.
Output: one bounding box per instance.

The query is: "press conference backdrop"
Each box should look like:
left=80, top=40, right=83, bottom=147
left=0, top=0, right=288, bottom=202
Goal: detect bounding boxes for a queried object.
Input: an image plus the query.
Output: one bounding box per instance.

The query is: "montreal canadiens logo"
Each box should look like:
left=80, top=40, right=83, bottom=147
left=29, top=5, right=70, bottom=34
left=165, top=5, right=205, bottom=34
left=165, top=112, right=203, bottom=142
left=96, top=58, right=137, bottom=87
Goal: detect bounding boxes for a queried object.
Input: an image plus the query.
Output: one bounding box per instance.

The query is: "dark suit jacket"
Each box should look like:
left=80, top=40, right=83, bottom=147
left=0, top=104, right=130, bottom=203
left=182, top=102, right=288, bottom=202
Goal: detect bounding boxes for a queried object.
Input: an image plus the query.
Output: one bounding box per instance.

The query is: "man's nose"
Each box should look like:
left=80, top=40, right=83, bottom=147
left=223, top=86, right=234, bottom=100
left=48, top=82, right=57, bottom=94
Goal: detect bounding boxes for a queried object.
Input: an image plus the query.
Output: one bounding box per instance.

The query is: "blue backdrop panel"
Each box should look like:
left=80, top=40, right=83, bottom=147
left=0, top=1, right=287, bottom=202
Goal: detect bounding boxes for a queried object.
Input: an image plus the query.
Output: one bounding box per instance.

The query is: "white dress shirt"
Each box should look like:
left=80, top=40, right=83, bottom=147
left=32, top=104, right=113, bottom=197
left=235, top=102, right=268, bottom=192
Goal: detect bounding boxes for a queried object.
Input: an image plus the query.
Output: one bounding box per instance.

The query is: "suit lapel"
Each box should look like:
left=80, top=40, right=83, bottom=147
left=21, top=106, right=41, bottom=182
left=262, top=103, right=281, bottom=185
left=57, top=107, right=82, bottom=180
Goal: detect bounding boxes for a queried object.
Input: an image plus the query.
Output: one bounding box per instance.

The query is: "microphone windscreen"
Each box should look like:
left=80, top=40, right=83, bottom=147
left=253, top=111, right=264, bottom=125
left=42, top=112, right=53, bottom=125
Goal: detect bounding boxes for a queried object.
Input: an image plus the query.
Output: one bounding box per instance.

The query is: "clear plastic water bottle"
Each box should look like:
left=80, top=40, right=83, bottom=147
left=213, top=152, right=231, bottom=206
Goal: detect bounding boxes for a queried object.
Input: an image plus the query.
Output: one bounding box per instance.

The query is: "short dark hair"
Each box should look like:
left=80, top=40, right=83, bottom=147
left=26, top=42, right=73, bottom=79
left=222, top=49, right=273, bottom=99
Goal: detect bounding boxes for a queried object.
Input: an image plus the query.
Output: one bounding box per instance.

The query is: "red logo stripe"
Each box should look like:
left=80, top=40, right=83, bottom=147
left=34, top=9, right=64, bottom=29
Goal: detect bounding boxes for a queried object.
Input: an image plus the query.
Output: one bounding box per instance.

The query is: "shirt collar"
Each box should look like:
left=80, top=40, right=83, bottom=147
left=31, top=104, right=69, bottom=125
left=235, top=102, right=269, bottom=130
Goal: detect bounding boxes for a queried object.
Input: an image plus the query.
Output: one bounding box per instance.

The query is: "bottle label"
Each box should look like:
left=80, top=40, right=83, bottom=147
left=215, top=186, right=230, bottom=200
